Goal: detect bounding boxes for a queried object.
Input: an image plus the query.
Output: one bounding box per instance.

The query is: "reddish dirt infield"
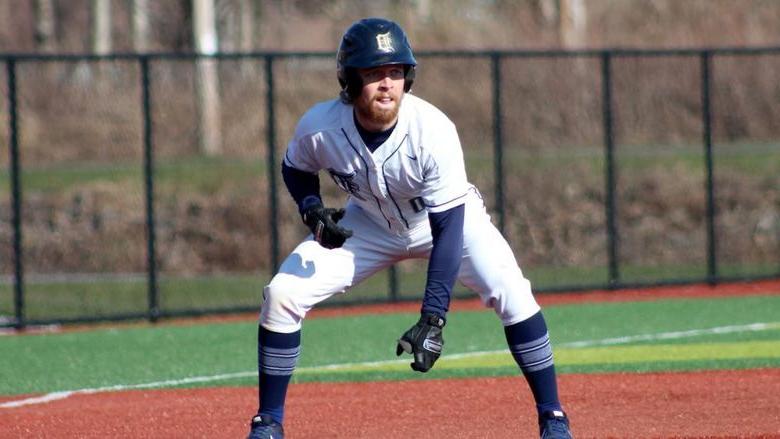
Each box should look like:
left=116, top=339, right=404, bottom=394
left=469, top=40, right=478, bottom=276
left=1, top=369, right=779, bottom=438
left=2, top=280, right=780, bottom=438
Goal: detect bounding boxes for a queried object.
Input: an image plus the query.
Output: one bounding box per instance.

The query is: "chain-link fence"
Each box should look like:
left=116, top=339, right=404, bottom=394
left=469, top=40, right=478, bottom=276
left=2, top=47, right=779, bottom=327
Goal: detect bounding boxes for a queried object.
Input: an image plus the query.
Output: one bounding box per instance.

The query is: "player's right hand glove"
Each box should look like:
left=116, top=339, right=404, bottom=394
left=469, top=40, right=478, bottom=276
left=395, top=313, right=445, bottom=373
left=302, top=203, right=353, bottom=249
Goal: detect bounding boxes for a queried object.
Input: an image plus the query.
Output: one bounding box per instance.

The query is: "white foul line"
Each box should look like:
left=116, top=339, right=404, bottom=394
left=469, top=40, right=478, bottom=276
left=0, top=371, right=256, bottom=408
left=415, top=321, right=780, bottom=362
left=1, top=321, right=777, bottom=409
left=558, top=322, right=779, bottom=348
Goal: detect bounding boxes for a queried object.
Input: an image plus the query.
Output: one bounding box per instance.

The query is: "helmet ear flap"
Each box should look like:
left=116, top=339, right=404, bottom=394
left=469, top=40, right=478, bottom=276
left=339, top=68, right=363, bottom=103
left=404, top=65, right=416, bottom=93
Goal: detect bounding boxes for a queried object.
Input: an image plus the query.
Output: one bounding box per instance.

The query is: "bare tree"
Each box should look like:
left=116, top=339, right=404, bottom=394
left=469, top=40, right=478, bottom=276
left=193, top=0, right=223, bottom=156
left=92, top=0, right=112, bottom=54
left=34, top=0, right=56, bottom=52
left=239, top=0, right=254, bottom=53
left=538, top=0, right=588, bottom=48
left=132, top=0, right=150, bottom=53
left=559, top=0, right=587, bottom=48
left=238, top=0, right=256, bottom=75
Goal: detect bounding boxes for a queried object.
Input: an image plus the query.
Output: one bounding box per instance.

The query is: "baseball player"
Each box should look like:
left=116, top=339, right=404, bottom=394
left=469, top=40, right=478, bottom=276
left=247, top=17, right=573, bottom=439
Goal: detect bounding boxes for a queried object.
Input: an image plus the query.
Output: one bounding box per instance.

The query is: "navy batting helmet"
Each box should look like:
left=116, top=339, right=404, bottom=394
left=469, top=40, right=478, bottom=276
left=337, top=18, right=417, bottom=102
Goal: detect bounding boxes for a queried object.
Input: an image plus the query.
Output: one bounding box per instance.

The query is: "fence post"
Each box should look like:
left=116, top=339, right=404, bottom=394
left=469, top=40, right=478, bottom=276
left=700, top=51, right=718, bottom=285
left=265, top=55, right=280, bottom=273
left=6, top=58, right=25, bottom=329
left=140, top=56, right=159, bottom=322
left=601, top=52, right=620, bottom=287
left=491, top=53, right=505, bottom=234
left=389, top=266, right=398, bottom=302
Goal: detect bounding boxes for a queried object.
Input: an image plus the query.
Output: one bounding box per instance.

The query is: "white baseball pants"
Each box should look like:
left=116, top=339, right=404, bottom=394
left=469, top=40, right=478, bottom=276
left=260, top=191, right=540, bottom=333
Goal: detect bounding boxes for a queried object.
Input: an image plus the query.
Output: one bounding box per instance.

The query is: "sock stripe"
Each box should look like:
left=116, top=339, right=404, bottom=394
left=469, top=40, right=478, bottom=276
left=260, top=350, right=299, bottom=359
left=261, top=367, right=296, bottom=376
left=510, top=338, right=550, bottom=355
left=261, top=359, right=298, bottom=370
left=509, top=333, right=549, bottom=352
left=510, top=332, right=554, bottom=373
left=260, top=346, right=300, bottom=376
left=520, top=354, right=554, bottom=373
left=261, top=346, right=301, bottom=357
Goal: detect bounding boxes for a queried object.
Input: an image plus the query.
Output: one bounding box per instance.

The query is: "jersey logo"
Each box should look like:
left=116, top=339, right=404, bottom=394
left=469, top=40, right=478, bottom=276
left=328, top=169, right=365, bottom=200
left=376, top=32, right=395, bottom=53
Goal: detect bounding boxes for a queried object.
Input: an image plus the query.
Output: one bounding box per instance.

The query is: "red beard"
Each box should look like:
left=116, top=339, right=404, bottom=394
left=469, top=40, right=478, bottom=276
left=355, top=94, right=400, bottom=128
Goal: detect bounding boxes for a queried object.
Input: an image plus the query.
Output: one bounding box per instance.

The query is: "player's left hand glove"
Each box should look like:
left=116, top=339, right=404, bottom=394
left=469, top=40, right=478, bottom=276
left=302, top=202, right=353, bottom=249
left=395, top=313, right=445, bottom=373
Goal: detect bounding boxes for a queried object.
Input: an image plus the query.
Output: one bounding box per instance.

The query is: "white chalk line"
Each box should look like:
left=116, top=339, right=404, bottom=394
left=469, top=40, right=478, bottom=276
left=0, top=371, right=257, bottom=408
left=558, top=322, right=780, bottom=348
left=2, top=321, right=778, bottom=409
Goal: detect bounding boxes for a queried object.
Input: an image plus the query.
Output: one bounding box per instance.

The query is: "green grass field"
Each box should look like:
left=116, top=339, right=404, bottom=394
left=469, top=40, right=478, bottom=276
left=1, top=293, right=778, bottom=399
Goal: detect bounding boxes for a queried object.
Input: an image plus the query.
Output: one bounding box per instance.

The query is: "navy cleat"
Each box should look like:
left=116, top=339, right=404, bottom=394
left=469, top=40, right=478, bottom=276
left=247, top=414, right=284, bottom=439
left=539, top=410, right=572, bottom=439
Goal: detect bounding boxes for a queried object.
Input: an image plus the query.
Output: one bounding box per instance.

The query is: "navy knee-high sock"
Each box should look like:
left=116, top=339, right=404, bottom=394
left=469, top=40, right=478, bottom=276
left=257, top=326, right=301, bottom=424
left=505, top=311, right=562, bottom=415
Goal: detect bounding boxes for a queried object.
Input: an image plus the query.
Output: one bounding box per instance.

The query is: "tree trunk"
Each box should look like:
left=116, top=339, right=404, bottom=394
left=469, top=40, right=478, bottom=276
left=92, top=0, right=112, bottom=55
left=560, top=0, right=587, bottom=48
left=132, top=0, right=150, bottom=53
left=193, top=0, right=223, bottom=156
left=238, top=0, right=255, bottom=75
left=239, top=0, right=254, bottom=52
left=34, top=0, right=56, bottom=51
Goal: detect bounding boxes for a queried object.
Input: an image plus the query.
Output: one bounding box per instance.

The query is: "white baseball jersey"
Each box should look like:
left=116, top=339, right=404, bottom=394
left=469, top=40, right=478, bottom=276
left=283, top=94, right=473, bottom=232
left=263, top=94, right=540, bottom=333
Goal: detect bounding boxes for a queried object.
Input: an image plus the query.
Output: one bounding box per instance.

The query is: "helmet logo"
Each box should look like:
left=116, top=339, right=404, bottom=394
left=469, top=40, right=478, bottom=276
left=375, top=32, right=395, bottom=53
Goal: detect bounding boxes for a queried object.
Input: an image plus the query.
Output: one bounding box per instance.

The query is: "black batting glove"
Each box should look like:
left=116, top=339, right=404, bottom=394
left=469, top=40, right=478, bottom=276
left=395, top=313, right=445, bottom=373
left=302, top=203, right=353, bottom=249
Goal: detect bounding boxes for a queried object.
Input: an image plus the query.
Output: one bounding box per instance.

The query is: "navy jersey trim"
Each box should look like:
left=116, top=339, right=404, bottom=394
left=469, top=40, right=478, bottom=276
left=381, top=134, right=411, bottom=229
left=283, top=150, right=295, bottom=167
left=341, top=128, right=392, bottom=229
left=423, top=187, right=472, bottom=209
